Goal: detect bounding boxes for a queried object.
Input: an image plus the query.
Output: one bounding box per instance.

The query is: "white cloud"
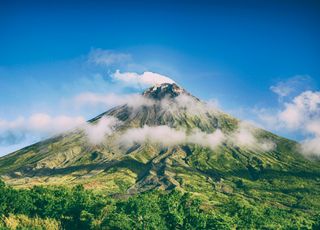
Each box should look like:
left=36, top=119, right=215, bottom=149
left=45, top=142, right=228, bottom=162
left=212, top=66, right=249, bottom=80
left=270, top=75, right=312, bottom=98
left=119, top=125, right=226, bottom=150
left=160, top=93, right=219, bottom=117
left=301, top=118, right=320, bottom=156
left=82, top=116, right=121, bottom=144
left=0, top=117, right=25, bottom=131
left=305, top=120, right=320, bottom=136
left=73, top=86, right=220, bottom=120
left=112, top=70, right=175, bottom=88
left=206, top=98, right=220, bottom=110
left=255, top=90, right=320, bottom=156
left=74, top=92, right=154, bottom=109
left=301, top=137, right=320, bottom=157
left=279, top=91, right=320, bottom=130
left=0, top=113, right=121, bottom=150
left=253, top=108, right=280, bottom=130
left=88, top=49, right=131, bottom=66
left=0, top=114, right=85, bottom=135
left=0, top=113, right=86, bottom=155
left=278, top=103, right=303, bottom=129
left=119, top=123, right=275, bottom=152
left=119, top=125, right=186, bottom=147
left=28, top=113, right=85, bottom=134
left=187, top=129, right=225, bottom=149
left=230, top=122, right=276, bottom=151
left=270, top=83, right=294, bottom=97
left=172, top=94, right=204, bottom=114
left=73, top=90, right=225, bottom=149
left=231, top=122, right=256, bottom=147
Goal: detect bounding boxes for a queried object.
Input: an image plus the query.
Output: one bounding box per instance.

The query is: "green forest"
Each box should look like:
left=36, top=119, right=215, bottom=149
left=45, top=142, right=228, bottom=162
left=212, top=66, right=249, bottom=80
left=0, top=180, right=319, bottom=230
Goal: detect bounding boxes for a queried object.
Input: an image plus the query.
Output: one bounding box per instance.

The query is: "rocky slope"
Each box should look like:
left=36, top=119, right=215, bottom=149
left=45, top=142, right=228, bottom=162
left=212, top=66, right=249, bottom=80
left=0, top=83, right=319, bottom=212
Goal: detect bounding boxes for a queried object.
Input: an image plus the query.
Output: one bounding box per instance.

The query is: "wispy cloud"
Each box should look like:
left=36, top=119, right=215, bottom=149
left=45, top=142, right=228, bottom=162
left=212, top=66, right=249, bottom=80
left=118, top=123, right=274, bottom=152
left=230, top=121, right=276, bottom=151
left=187, top=129, right=225, bottom=149
left=160, top=93, right=219, bottom=117
left=270, top=75, right=313, bottom=99
left=73, top=92, right=153, bottom=109
left=82, top=116, right=121, bottom=145
left=88, top=48, right=132, bottom=67
left=112, top=70, right=175, bottom=88
left=119, top=125, right=186, bottom=147
left=0, top=92, right=276, bottom=154
left=0, top=113, right=86, bottom=155
left=235, top=75, right=320, bottom=157
left=254, top=90, right=320, bottom=157
left=279, top=91, right=320, bottom=129
left=0, top=114, right=85, bottom=135
left=0, top=48, right=179, bottom=154
left=119, top=125, right=225, bottom=150
left=280, top=91, right=320, bottom=156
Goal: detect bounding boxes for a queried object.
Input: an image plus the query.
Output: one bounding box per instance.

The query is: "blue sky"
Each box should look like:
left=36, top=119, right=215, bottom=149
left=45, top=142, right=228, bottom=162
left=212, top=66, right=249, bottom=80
left=0, top=0, right=320, bottom=156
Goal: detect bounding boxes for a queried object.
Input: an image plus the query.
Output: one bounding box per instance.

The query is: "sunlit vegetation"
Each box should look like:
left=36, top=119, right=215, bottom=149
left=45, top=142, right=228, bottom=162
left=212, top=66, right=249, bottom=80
left=1, top=85, right=320, bottom=229
left=0, top=180, right=319, bottom=230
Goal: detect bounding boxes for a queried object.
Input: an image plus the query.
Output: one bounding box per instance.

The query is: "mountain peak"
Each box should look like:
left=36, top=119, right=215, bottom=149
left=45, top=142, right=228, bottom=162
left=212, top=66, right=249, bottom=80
left=142, top=83, right=187, bottom=100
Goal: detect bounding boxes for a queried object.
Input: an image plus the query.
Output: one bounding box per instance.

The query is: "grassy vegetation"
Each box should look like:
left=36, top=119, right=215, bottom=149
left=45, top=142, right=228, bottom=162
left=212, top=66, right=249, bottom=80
left=1, top=136, right=320, bottom=229
left=0, top=214, right=60, bottom=230
left=0, top=180, right=319, bottom=230
left=1, top=86, right=320, bottom=229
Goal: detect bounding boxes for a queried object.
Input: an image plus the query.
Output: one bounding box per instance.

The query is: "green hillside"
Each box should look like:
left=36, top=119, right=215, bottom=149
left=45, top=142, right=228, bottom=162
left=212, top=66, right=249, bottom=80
left=0, top=83, right=319, bottom=229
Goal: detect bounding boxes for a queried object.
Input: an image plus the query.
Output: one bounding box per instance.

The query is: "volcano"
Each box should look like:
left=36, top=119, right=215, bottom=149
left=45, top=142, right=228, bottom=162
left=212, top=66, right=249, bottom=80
left=0, top=83, right=319, bottom=210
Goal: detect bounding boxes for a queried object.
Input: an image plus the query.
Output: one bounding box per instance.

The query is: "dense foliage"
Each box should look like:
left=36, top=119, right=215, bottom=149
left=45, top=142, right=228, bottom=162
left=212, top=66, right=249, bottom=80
left=0, top=180, right=319, bottom=229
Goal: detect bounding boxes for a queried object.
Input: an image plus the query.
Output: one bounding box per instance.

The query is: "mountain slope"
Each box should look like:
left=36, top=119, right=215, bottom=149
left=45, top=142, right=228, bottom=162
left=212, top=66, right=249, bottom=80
left=0, top=83, right=320, bottom=214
